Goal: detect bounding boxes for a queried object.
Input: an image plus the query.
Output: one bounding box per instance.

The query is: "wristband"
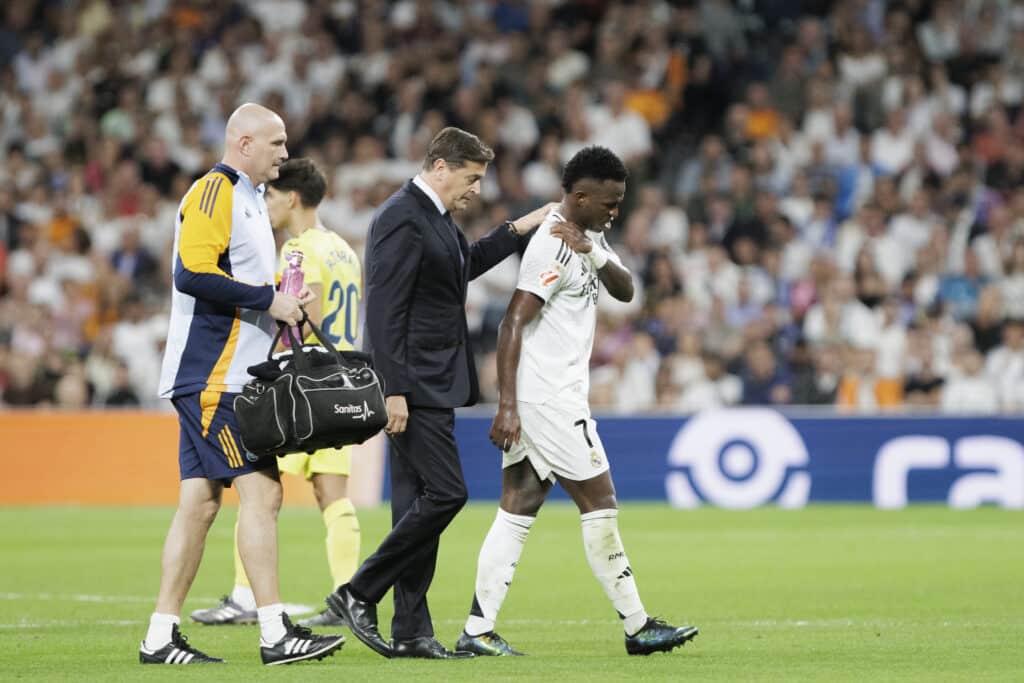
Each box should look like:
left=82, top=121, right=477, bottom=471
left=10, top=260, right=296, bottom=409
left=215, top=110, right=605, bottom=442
left=588, top=246, right=609, bottom=270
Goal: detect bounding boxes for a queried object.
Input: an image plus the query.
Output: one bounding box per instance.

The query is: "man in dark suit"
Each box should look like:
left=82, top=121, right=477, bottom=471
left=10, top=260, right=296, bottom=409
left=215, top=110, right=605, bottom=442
left=326, top=127, right=557, bottom=659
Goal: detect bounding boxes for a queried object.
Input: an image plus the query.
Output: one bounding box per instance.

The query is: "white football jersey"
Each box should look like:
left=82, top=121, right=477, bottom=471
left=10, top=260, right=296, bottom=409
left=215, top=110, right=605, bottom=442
left=515, top=209, right=622, bottom=406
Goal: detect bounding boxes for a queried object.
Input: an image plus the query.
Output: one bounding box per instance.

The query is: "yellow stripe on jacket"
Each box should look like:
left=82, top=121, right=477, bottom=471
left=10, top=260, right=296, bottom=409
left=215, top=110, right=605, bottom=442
left=199, top=314, right=242, bottom=437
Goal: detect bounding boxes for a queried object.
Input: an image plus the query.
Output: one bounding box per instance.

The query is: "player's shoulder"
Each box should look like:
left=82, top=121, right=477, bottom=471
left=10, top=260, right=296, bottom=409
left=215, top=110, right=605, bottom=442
left=282, top=231, right=322, bottom=265
left=195, top=164, right=241, bottom=193
left=308, top=227, right=353, bottom=254
left=530, top=209, right=566, bottom=245
left=299, top=228, right=359, bottom=266
left=335, top=236, right=360, bottom=267
left=322, top=227, right=356, bottom=253
left=539, top=207, right=565, bottom=231
left=184, top=165, right=238, bottom=212
left=527, top=210, right=577, bottom=263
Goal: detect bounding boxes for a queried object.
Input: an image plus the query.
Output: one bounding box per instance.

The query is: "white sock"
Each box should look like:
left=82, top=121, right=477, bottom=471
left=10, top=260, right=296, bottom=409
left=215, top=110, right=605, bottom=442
left=257, top=604, right=287, bottom=645
left=144, top=612, right=180, bottom=650
left=580, top=509, right=648, bottom=636
left=231, top=584, right=256, bottom=611
left=464, top=508, right=534, bottom=636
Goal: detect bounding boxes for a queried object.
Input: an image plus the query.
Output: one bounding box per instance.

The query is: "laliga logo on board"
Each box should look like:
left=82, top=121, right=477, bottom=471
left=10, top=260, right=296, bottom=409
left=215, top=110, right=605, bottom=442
left=873, top=435, right=1024, bottom=509
left=665, top=408, right=811, bottom=509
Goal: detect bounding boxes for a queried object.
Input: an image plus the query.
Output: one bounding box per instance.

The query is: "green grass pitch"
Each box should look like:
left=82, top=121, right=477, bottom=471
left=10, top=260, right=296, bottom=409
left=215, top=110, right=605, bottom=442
left=1, top=504, right=1021, bottom=681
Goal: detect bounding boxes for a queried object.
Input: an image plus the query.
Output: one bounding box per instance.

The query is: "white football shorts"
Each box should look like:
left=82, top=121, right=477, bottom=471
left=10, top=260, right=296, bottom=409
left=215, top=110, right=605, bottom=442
left=502, top=399, right=609, bottom=483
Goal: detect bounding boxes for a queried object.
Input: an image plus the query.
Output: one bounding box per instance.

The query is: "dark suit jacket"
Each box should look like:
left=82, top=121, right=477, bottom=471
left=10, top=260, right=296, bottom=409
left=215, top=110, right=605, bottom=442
left=364, top=180, right=523, bottom=408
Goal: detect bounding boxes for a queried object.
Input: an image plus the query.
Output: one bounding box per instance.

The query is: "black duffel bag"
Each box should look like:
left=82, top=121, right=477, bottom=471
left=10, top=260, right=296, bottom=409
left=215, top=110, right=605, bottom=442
left=234, top=316, right=386, bottom=460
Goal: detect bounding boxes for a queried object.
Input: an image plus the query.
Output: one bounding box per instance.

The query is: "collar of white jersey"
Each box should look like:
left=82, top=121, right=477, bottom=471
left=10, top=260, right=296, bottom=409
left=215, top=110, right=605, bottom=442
left=546, top=208, right=601, bottom=239
left=238, top=169, right=265, bottom=198
left=218, top=162, right=263, bottom=199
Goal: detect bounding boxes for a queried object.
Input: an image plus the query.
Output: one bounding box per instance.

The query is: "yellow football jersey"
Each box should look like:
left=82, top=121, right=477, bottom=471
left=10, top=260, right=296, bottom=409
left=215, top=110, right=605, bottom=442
left=278, top=226, right=361, bottom=350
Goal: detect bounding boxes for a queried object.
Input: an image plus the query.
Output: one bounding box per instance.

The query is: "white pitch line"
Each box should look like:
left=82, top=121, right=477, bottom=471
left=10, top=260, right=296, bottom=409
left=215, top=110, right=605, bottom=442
left=0, top=593, right=316, bottom=610
left=2, top=616, right=1016, bottom=631
left=435, top=617, right=1006, bottom=628
left=0, top=619, right=144, bottom=629
left=0, top=593, right=317, bottom=616
left=0, top=592, right=173, bottom=603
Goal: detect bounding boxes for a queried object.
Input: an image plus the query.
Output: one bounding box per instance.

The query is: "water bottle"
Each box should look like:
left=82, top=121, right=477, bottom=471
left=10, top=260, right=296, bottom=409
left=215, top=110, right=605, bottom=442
left=279, top=249, right=305, bottom=348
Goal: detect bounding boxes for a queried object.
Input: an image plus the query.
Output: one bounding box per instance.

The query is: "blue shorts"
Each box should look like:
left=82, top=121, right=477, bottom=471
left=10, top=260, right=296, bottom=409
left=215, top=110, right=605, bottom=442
left=172, top=391, right=278, bottom=486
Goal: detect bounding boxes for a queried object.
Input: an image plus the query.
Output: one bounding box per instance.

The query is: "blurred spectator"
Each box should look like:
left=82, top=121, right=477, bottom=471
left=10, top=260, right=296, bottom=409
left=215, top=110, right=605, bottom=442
left=986, top=318, right=1024, bottom=410
left=675, top=135, right=732, bottom=203
left=970, top=286, right=1005, bottom=354
left=903, top=324, right=945, bottom=409
left=769, top=45, right=806, bottom=124
left=739, top=341, right=791, bottom=405
left=110, top=225, right=157, bottom=285
left=54, top=362, right=91, bottom=409
left=1002, top=241, right=1024, bottom=319
left=837, top=345, right=903, bottom=412
left=941, top=349, right=999, bottom=414
left=938, top=247, right=985, bottom=321
left=917, top=0, right=961, bottom=64
left=803, top=276, right=878, bottom=349
left=104, top=361, right=141, bottom=407
left=676, top=349, right=741, bottom=412
left=791, top=343, right=841, bottom=405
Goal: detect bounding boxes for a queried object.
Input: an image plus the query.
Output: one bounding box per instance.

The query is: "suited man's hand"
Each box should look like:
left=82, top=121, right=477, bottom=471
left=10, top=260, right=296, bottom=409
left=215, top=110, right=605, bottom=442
left=489, top=404, right=521, bottom=452
left=385, top=395, right=409, bottom=435
left=550, top=222, right=592, bottom=254
left=510, top=202, right=560, bottom=235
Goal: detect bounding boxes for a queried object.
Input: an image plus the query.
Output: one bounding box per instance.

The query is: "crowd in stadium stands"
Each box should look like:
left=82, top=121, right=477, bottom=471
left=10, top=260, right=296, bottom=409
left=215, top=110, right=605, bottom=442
left=1, top=0, right=1024, bottom=415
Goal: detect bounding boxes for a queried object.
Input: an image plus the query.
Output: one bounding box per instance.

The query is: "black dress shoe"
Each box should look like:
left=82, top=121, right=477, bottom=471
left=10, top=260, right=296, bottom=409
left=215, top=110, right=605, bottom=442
left=391, top=636, right=476, bottom=659
left=325, top=584, right=392, bottom=658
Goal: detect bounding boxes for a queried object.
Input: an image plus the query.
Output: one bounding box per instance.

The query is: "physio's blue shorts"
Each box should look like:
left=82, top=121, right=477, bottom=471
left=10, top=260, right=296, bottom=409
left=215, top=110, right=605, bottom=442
left=172, top=391, right=278, bottom=485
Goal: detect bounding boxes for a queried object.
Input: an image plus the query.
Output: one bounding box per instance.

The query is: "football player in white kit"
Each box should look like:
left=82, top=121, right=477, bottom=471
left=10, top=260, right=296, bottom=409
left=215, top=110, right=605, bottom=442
left=455, top=147, right=699, bottom=657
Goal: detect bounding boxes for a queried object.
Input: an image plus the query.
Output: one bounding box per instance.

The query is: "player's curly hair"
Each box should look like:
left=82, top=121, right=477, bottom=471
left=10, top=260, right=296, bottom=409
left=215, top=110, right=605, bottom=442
left=268, top=158, right=326, bottom=208
left=561, top=145, right=628, bottom=193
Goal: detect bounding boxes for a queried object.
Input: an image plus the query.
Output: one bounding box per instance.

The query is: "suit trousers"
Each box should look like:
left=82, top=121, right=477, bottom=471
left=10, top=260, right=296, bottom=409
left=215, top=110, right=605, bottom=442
left=348, top=407, right=468, bottom=640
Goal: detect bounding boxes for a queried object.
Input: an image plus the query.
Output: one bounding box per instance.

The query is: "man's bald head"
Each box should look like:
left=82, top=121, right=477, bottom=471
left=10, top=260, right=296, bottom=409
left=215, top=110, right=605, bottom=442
left=225, top=103, right=282, bottom=144
left=222, top=103, right=288, bottom=185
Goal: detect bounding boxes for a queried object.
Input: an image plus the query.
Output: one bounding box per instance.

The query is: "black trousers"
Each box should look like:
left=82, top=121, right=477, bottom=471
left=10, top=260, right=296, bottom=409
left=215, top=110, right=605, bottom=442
left=348, top=407, right=468, bottom=640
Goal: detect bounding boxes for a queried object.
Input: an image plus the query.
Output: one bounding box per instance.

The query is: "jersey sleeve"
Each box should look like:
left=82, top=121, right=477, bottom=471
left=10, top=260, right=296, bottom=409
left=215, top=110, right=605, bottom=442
left=516, top=228, right=572, bottom=302
left=174, top=173, right=274, bottom=310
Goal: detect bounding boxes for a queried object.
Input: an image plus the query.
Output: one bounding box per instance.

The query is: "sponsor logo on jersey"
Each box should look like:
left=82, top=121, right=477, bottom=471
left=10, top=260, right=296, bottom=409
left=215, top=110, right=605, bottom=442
left=540, top=268, right=560, bottom=286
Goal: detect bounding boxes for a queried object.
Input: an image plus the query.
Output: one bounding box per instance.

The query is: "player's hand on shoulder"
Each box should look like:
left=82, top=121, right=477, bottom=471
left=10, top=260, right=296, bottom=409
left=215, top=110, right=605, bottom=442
left=550, top=222, right=593, bottom=254
left=512, top=202, right=560, bottom=235
left=385, top=395, right=409, bottom=435
left=269, top=291, right=304, bottom=326
left=489, top=404, right=521, bottom=452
